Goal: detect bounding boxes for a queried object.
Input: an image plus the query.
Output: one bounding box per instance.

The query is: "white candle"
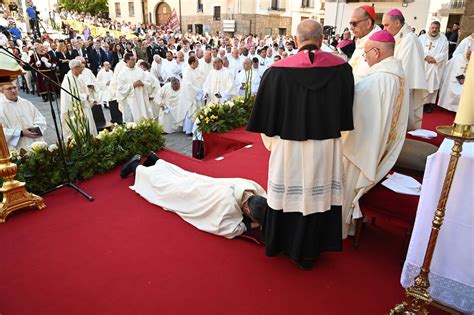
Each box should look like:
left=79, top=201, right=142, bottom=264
left=454, top=56, right=474, bottom=125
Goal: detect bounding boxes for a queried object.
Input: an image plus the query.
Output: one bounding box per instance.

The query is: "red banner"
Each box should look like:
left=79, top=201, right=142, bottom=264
left=165, top=9, right=180, bottom=31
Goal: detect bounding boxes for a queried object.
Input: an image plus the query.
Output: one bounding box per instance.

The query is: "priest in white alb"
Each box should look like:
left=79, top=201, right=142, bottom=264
left=96, top=61, right=114, bottom=107
left=176, top=56, right=205, bottom=135
left=348, top=5, right=381, bottom=81
left=0, top=82, right=47, bottom=150
left=161, top=51, right=180, bottom=82
left=342, top=30, right=409, bottom=238
left=156, top=78, right=181, bottom=134
left=419, top=21, right=449, bottom=111
left=235, top=58, right=261, bottom=96
left=60, top=59, right=97, bottom=138
left=138, top=61, right=161, bottom=118
left=76, top=56, right=98, bottom=103
left=453, top=33, right=474, bottom=58
left=198, top=51, right=213, bottom=78
left=116, top=53, right=153, bottom=123
left=438, top=48, right=471, bottom=112
left=382, top=9, right=427, bottom=131
left=202, top=57, right=236, bottom=104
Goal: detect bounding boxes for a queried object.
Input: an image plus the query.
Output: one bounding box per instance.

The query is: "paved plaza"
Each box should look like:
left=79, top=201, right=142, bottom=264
left=19, top=89, right=193, bottom=156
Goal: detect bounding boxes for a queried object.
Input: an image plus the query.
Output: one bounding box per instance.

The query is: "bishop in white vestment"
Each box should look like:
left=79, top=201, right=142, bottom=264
left=176, top=57, right=205, bottom=135
left=383, top=9, right=427, bottom=130
left=131, top=159, right=266, bottom=239
left=342, top=31, right=409, bottom=238
left=419, top=22, right=449, bottom=104
left=0, top=83, right=47, bottom=150
left=202, top=57, right=236, bottom=104
left=116, top=54, right=152, bottom=123
left=156, top=79, right=181, bottom=134
left=60, top=60, right=97, bottom=138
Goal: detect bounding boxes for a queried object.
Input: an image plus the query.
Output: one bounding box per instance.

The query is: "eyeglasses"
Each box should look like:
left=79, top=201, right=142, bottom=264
left=362, top=47, right=380, bottom=57
left=349, top=18, right=370, bottom=27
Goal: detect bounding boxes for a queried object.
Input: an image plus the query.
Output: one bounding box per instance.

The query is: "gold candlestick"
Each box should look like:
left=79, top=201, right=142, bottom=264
left=390, top=124, right=474, bottom=314
left=0, top=125, right=45, bottom=223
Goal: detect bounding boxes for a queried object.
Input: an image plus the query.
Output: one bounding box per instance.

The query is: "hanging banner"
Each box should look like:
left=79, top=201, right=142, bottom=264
left=164, top=8, right=180, bottom=30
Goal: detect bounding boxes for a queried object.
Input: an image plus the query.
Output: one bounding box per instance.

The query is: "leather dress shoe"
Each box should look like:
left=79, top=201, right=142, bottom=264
left=120, top=154, right=141, bottom=178
left=143, top=151, right=159, bottom=167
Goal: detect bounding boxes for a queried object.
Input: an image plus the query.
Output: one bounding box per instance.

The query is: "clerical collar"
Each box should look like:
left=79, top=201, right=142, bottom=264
left=427, top=33, right=440, bottom=40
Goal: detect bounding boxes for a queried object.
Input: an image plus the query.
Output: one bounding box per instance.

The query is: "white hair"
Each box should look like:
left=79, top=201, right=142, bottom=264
left=69, top=59, right=82, bottom=69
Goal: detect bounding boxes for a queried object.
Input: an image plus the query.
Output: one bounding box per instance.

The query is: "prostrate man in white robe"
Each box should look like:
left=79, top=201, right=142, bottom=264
left=75, top=56, right=98, bottom=104
left=60, top=59, right=97, bottom=138
left=177, top=56, right=205, bottom=135
left=342, top=30, right=409, bottom=238
left=438, top=48, right=471, bottom=112
left=96, top=61, right=114, bottom=107
left=382, top=9, right=427, bottom=131
left=202, top=57, right=236, bottom=104
left=419, top=21, right=449, bottom=113
left=0, top=82, right=47, bottom=150
left=123, top=154, right=267, bottom=239
left=156, top=78, right=181, bottom=134
left=116, top=53, right=153, bottom=123
left=235, top=58, right=261, bottom=96
left=161, top=51, right=180, bottom=82
left=198, top=51, right=213, bottom=77
left=453, top=33, right=474, bottom=58
left=138, top=61, right=161, bottom=118
left=349, top=5, right=380, bottom=81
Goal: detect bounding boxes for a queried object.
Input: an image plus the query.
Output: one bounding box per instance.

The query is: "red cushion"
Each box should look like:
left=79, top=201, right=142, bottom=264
left=359, top=173, right=423, bottom=227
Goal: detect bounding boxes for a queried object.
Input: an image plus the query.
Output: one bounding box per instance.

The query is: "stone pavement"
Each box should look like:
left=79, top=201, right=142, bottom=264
left=18, top=89, right=193, bottom=156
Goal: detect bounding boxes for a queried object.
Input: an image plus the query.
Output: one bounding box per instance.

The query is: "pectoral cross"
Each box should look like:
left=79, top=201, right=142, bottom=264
left=426, top=42, right=435, bottom=50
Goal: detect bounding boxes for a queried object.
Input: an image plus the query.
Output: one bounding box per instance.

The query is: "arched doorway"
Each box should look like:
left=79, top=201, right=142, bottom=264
left=156, top=2, right=171, bottom=26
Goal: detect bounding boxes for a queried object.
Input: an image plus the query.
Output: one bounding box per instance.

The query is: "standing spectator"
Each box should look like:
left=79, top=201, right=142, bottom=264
left=8, top=2, right=18, bottom=19
left=57, top=42, right=71, bottom=82
left=8, top=21, right=21, bottom=42
left=448, top=23, right=459, bottom=59
left=26, top=0, right=40, bottom=39
left=88, top=41, right=103, bottom=75
left=111, top=43, right=124, bottom=69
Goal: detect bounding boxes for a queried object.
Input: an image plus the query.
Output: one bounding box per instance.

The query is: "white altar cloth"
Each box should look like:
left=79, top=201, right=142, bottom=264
left=401, top=138, right=474, bottom=314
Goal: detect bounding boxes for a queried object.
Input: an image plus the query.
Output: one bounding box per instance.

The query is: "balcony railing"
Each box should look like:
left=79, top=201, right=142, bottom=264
left=442, top=0, right=466, bottom=9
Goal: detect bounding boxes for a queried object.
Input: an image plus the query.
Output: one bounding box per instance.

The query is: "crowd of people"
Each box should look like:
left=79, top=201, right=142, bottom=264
left=0, top=1, right=472, bottom=269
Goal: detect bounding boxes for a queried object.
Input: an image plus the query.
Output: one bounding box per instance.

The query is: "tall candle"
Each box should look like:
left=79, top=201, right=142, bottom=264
left=454, top=56, right=474, bottom=125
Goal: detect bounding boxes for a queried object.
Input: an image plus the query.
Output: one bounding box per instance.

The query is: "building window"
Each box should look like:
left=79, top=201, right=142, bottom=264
left=301, top=0, right=315, bottom=8
left=279, top=28, right=286, bottom=35
left=115, top=2, right=121, bottom=17
left=197, top=0, right=203, bottom=12
left=271, top=0, right=279, bottom=10
left=128, top=2, right=135, bottom=17
left=213, top=6, right=221, bottom=21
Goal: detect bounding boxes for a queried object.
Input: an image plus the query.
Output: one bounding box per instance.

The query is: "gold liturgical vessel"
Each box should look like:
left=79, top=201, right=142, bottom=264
left=390, top=56, right=474, bottom=313
left=0, top=50, right=45, bottom=223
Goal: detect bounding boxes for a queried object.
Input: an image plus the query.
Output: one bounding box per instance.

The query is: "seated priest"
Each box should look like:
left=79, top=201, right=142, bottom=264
left=122, top=153, right=267, bottom=240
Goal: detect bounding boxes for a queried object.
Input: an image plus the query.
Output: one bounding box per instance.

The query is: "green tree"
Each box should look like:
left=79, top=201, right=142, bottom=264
left=59, top=0, right=108, bottom=16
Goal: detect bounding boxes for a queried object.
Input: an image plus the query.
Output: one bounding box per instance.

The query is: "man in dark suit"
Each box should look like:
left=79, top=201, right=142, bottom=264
left=101, top=43, right=113, bottom=65
left=71, top=40, right=87, bottom=59
left=48, top=42, right=60, bottom=89
left=87, top=41, right=103, bottom=75
left=146, top=39, right=160, bottom=64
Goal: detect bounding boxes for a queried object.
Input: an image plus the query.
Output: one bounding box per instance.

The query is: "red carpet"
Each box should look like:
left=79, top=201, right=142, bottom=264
left=406, top=105, right=456, bottom=147
left=0, top=129, right=448, bottom=314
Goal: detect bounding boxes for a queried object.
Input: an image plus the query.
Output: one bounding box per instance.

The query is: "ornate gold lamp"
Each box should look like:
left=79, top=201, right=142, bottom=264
left=0, top=50, right=46, bottom=223
left=390, top=57, right=474, bottom=314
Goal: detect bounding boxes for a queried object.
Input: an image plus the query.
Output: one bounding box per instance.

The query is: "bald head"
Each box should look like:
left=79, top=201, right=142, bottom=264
left=363, top=39, right=395, bottom=67
left=296, top=20, right=323, bottom=47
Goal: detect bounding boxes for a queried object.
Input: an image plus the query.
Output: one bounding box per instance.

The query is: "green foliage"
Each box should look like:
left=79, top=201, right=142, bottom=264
left=58, top=0, right=108, bottom=16
left=9, top=119, right=165, bottom=194
left=196, top=96, right=256, bottom=134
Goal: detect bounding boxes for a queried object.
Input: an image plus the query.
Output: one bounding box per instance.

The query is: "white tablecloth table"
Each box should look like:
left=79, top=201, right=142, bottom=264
left=401, top=139, right=474, bottom=314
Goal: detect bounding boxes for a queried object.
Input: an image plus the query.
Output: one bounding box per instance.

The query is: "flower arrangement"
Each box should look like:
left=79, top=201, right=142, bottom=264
left=195, top=95, right=256, bottom=133
left=8, top=118, right=165, bottom=194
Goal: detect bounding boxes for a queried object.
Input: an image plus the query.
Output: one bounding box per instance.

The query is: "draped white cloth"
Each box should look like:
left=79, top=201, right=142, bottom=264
left=419, top=33, right=449, bottom=104
left=262, top=134, right=344, bottom=215
left=176, top=66, right=205, bottom=134
left=349, top=25, right=381, bottom=82
left=142, top=70, right=161, bottom=118
left=116, top=66, right=152, bottom=122
left=202, top=68, right=236, bottom=104
left=453, top=35, right=473, bottom=58
left=108, top=60, right=126, bottom=102
left=156, top=82, right=181, bottom=133
left=161, top=59, right=180, bottom=82
left=394, top=24, right=428, bottom=131
left=341, top=57, right=409, bottom=238
left=130, top=159, right=266, bottom=239
left=79, top=67, right=98, bottom=103
left=437, top=52, right=469, bottom=112
left=0, top=96, right=47, bottom=150
left=60, top=71, right=97, bottom=138
left=197, top=60, right=213, bottom=77
left=151, top=60, right=162, bottom=81
left=96, top=68, right=114, bottom=103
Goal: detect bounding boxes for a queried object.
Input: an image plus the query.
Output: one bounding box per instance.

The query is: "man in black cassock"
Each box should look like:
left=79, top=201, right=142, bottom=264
left=247, top=19, right=354, bottom=270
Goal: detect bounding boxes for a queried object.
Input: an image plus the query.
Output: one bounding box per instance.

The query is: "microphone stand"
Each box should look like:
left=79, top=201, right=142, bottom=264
left=0, top=46, right=94, bottom=201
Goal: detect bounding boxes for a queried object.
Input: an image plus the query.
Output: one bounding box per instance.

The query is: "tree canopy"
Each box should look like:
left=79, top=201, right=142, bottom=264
left=58, top=0, right=108, bottom=16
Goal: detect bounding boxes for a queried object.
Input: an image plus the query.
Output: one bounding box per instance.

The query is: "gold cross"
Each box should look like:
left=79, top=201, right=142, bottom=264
left=426, top=42, right=435, bottom=50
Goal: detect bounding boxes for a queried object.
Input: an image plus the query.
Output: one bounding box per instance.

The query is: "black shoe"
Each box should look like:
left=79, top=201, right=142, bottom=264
left=143, top=151, right=159, bottom=167
left=120, top=154, right=141, bottom=178
left=423, top=103, right=433, bottom=113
